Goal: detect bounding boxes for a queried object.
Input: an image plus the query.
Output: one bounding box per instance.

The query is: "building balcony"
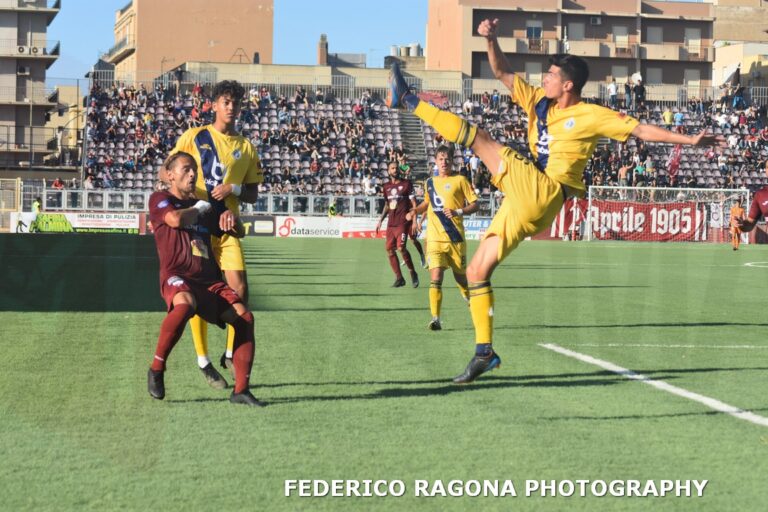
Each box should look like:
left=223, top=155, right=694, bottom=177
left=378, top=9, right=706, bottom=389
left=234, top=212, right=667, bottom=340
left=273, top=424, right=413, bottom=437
left=640, top=43, right=714, bottom=62
left=501, top=37, right=559, bottom=55
left=564, top=39, right=637, bottom=59
left=0, top=38, right=59, bottom=59
left=0, top=0, right=60, bottom=24
left=0, top=85, right=58, bottom=104
left=102, top=36, right=135, bottom=64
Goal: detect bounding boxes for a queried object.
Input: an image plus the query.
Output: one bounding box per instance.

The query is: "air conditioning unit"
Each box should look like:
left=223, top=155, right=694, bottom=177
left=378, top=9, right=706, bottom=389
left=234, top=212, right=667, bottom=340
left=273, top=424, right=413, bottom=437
left=17, top=65, right=30, bottom=76
left=29, top=46, right=43, bottom=55
left=17, top=45, right=28, bottom=54
left=590, top=16, right=602, bottom=26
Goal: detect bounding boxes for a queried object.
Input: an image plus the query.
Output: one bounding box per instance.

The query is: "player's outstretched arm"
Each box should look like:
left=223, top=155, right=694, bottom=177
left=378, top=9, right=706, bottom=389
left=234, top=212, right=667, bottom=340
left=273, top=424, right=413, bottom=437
left=478, top=18, right=515, bottom=94
left=631, top=125, right=726, bottom=147
left=164, top=200, right=210, bottom=228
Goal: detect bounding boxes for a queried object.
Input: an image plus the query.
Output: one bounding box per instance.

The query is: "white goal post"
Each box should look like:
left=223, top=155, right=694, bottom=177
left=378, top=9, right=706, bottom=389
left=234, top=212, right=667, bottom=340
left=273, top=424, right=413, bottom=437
left=584, top=186, right=751, bottom=243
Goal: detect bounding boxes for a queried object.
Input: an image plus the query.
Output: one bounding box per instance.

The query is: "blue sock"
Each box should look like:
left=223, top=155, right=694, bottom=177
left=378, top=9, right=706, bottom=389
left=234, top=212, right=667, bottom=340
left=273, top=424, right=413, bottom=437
left=475, top=343, right=493, bottom=357
left=403, top=93, right=420, bottom=111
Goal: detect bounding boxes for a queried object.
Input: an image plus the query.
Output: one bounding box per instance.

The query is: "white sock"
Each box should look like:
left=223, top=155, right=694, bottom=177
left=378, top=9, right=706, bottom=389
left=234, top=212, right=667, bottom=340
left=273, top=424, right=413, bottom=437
left=225, top=350, right=233, bottom=359
left=197, top=355, right=211, bottom=369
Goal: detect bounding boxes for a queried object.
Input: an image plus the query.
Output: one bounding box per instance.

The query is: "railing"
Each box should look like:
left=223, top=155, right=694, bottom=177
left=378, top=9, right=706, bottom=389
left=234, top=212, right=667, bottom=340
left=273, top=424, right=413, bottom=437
left=564, top=39, right=638, bottom=59
left=102, top=36, right=135, bottom=62
left=640, top=43, right=714, bottom=62
left=0, top=0, right=60, bottom=8
left=0, top=38, right=59, bottom=56
left=27, top=188, right=504, bottom=219
left=0, top=85, right=58, bottom=103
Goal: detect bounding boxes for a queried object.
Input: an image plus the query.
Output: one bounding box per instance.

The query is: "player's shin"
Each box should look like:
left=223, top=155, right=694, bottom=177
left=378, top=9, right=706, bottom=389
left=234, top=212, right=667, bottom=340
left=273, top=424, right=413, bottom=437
left=469, top=281, right=494, bottom=349
left=413, top=101, right=477, bottom=148
left=388, top=250, right=403, bottom=279
left=429, top=281, right=443, bottom=318
left=231, top=312, right=255, bottom=393
left=152, top=304, right=194, bottom=371
left=189, top=314, right=210, bottom=367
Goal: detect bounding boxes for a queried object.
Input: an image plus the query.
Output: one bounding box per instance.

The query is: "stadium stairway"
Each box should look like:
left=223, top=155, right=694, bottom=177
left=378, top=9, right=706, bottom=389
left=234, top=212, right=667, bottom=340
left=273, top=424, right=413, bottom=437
left=398, top=112, right=429, bottom=178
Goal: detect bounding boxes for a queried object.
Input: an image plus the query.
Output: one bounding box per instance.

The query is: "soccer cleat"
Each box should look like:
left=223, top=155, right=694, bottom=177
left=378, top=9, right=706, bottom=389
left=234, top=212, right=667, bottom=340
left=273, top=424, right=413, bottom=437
left=392, top=277, right=406, bottom=288
left=200, top=363, right=228, bottom=390
left=230, top=389, right=267, bottom=407
left=147, top=368, right=165, bottom=400
left=385, top=62, right=411, bottom=109
left=420, top=254, right=428, bottom=269
left=428, top=317, right=442, bottom=331
left=452, top=351, right=502, bottom=384
left=412, top=274, right=420, bottom=288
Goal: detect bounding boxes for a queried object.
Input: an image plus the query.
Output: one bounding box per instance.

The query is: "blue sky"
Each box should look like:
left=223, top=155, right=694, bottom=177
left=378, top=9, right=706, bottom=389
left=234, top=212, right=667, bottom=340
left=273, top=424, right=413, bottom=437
left=47, top=0, right=428, bottom=81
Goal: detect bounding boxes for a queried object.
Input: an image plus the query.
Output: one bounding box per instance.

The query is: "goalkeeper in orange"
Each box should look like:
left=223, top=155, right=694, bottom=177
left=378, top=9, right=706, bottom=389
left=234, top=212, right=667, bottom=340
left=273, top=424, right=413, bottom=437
left=730, top=198, right=745, bottom=251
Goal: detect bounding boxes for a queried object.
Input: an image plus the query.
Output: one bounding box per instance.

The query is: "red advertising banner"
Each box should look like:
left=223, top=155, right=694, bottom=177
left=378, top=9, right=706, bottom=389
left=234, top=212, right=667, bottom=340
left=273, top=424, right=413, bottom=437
left=588, top=200, right=708, bottom=242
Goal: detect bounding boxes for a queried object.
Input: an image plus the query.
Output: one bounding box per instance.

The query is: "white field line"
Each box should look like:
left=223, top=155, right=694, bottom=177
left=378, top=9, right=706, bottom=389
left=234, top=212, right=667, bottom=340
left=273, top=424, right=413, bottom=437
left=574, top=343, right=768, bottom=350
left=539, top=343, right=768, bottom=428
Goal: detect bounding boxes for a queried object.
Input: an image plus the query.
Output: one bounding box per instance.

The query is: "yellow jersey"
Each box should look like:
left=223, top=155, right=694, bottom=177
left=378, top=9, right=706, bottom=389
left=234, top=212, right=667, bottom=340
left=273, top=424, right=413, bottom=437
left=424, top=174, right=478, bottom=243
left=730, top=205, right=745, bottom=228
left=513, top=75, right=639, bottom=197
left=172, top=125, right=263, bottom=216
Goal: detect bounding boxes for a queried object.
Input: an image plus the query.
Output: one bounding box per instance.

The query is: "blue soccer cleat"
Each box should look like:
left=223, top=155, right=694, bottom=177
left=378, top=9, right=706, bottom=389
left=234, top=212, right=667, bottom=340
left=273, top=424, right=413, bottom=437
left=452, top=351, right=501, bottom=384
left=385, top=62, right=411, bottom=109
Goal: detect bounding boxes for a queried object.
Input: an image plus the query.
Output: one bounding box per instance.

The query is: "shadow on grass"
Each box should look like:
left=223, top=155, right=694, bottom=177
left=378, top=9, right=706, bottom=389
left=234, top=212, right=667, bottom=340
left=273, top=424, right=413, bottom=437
left=540, top=407, right=768, bottom=422
left=492, top=285, right=648, bottom=290
left=494, top=322, right=768, bottom=330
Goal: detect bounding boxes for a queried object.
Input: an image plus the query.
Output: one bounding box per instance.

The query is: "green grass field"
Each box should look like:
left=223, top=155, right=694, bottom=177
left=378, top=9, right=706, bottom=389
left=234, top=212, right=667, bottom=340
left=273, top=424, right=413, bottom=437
left=2, top=236, right=768, bottom=511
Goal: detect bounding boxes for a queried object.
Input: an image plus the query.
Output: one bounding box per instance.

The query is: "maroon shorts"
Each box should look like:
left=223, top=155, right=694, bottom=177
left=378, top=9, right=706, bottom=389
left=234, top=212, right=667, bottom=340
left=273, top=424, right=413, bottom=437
left=160, top=276, right=241, bottom=327
left=386, top=224, right=408, bottom=251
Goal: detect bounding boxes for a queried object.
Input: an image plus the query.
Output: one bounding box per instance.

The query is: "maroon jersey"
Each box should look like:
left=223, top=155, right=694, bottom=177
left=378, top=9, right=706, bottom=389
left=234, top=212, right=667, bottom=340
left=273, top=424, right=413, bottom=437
left=382, top=179, right=414, bottom=227
left=149, top=191, right=221, bottom=286
left=748, top=187, right=768, bottom=222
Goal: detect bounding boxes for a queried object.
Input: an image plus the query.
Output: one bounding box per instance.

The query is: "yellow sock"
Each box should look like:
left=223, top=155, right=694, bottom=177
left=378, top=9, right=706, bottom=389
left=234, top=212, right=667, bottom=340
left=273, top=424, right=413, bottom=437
left=225, top=324, right=235, bottom=357
left=429, top=281, right=443, bottom=318
left=413, top=101, right=477, bottom=147
left=469, top=281, right=494, bottom=344
left=189, top=314, right=208, bottom=358
left=456, top=280, right=469, bottom=303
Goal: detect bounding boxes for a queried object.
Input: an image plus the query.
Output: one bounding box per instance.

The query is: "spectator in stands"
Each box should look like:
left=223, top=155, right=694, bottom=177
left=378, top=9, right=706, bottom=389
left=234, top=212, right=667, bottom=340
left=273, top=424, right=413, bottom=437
left=673, top=110, right=685, bottom=133
left=607, top=78, right=617, bottom=109
left=624, top=80, right=632, bottom=110
left=491, top=89, right=500, bottom=110
left=633, top=80, right=646, bottom=110
left=462, top=98, right=473, bottom=114
left=52, top=177, right=64, bottom=190
left=662, top=107, right=673, bottom=130
left=315, top=89, right=325, bottom=104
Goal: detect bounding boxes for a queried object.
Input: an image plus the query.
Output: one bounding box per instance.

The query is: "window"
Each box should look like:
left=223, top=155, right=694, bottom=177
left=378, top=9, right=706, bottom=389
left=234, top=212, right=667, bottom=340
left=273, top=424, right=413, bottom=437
left=646, top=68, right=662, bottom=84
left=646, top=27, right=663, bottom=44
left=525, top=62, right=543, bottom=85
left=567, top=22, right=585, bottom=41
left=526, top=20, right=543, bottom=40
left=612, top=66, right=629, bottom=83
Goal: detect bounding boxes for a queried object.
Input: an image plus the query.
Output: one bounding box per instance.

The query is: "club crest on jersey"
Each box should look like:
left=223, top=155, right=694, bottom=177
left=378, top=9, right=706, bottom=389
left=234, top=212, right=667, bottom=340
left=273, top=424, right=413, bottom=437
left=565, top=117, right=576, bottom=130
left=199, top=144, right=212, bottom=151
left=444, top=184, right=451, bottom=191
left=158, top=199, right=169, bottom=208
left=167, top=276, right=184, bottom=287
left=232, top=149, right=242, bottom=160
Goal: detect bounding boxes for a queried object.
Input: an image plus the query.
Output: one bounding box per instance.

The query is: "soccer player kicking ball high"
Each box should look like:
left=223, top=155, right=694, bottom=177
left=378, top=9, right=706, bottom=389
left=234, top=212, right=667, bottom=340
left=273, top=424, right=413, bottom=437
left=387, top=17, right=725, bottom=383
left=408, top=145, right=479, bottom=331
left=376, top=161, right=421, bottom=288
left=147, top=152, right=265, bottom=407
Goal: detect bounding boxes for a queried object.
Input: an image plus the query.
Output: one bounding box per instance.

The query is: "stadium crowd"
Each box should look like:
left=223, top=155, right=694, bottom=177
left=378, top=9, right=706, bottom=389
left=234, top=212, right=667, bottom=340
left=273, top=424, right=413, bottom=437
left=426, top=86, right=768, bottom=196
left=79, top=79, right=768, bottom=198
left=83, top=81, right=411, bottom=196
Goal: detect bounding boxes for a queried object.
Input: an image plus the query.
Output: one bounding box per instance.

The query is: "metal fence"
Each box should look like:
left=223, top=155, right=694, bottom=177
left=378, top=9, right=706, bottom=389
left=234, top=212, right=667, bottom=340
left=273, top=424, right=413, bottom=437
left=21, top=186, right=501, bottom=220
